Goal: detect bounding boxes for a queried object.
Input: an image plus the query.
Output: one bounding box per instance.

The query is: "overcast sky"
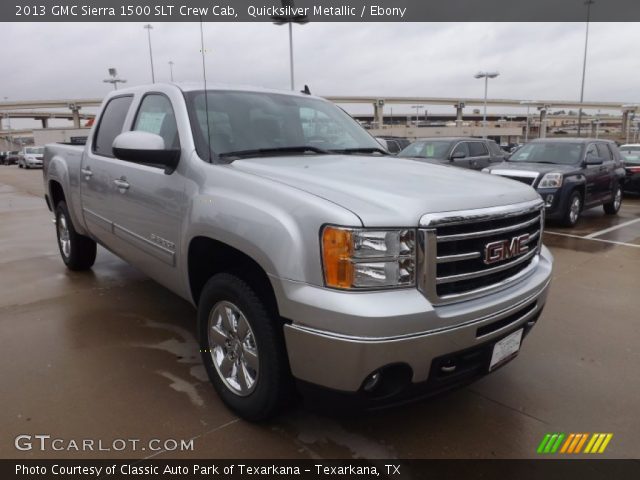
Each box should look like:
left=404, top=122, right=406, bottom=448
left=1, top=22, right=639, bottom=127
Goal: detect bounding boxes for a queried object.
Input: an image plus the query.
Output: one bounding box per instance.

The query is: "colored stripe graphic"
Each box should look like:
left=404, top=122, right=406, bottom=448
left=540, top=433, right=613, bottom=454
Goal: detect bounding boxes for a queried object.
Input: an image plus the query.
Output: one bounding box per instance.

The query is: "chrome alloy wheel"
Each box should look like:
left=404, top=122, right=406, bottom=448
left=614, top=187, right=622, bottom=211
left=569, top=196, right=581, bottom=224
left=208, top=301, right=259, bottom=396
left=57, top=213, right=71, bottom=259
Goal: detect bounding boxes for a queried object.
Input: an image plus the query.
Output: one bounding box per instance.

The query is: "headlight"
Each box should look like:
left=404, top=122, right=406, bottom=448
left=321, top=226, right=416, bottom=289
left=538, top=172, right=563, bottom=188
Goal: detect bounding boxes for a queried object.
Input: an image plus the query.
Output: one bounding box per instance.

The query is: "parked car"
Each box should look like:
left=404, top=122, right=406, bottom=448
left=375, top=137, right=402, bottom=154
left=44, top=83, right=553, bottom=420
left=3, top=151, right=20, bottom=165
left=18, top=146, right=44, bottom=169
left=483, top=138, right=626, bottom=227
left=398, top=137, right=508, bottom=170
left=619, top=144, right=640, bottom=193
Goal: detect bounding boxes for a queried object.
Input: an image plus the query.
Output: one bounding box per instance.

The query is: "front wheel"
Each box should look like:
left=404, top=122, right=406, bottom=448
left=603, top=184, right=622, bottom=215
left=561, top=191, right=582, bottom=227
left=198, top=273, right=293, bottom=421
left=55, top=201, right=97, bottom=270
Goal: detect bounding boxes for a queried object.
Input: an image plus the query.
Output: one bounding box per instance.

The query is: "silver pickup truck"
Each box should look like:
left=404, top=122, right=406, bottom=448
left=44, top=84, right=553, bottom=420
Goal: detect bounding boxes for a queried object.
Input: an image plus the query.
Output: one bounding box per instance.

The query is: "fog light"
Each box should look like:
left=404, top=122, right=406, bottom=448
left=545, top=194, right=554, bottom=207
left=363, top=371, right=381, bottom=392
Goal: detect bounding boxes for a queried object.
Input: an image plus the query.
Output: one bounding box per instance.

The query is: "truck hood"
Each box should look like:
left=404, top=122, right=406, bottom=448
left=486, top=161, right=580, bottom=175
left=230, top=155, right=540, bottom=227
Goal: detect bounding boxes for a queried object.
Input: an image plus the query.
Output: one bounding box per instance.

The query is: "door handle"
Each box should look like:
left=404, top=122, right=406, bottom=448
left=113, top=179, right=130, bottom=191
left=80, top=167, right=93, bottom=179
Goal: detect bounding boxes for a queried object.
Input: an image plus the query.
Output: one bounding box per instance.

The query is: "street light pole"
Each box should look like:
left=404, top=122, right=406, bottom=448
left=144, top=24, right=155, bottom=83
left=271, top=1, right=308, bottom=91
left=474, top=71, right=499, bottom=139
left=577, top=0, right=595, bottom=137
left=169, top=61, right=175, bottom=82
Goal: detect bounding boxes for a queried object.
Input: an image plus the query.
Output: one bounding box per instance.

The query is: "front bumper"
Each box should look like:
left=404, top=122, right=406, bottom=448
left=624, top=172, right=640, bottom=193
left=279, top=246, right=553, bottom=393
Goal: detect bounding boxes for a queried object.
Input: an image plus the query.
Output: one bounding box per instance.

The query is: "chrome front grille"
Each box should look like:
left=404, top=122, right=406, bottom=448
left=418, top=199, right=544, bottom=305
left=490, top=170, right=539, bottom=187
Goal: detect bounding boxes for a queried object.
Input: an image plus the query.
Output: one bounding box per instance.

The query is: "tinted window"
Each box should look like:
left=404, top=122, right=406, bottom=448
left=585, top=144, right=598, bottom=161
left=487, top=141, right=503, bottom=156
left=93, top=96, right=133, bottom=157
left=596, top=143, right=612, bottom=161
left=133, top=95, right=180, bottom=149
left=451, top=142, right=468, bottom=157
left=468, top=142, right=489, bottom=157
left=386, top=140, right=401, bottom=153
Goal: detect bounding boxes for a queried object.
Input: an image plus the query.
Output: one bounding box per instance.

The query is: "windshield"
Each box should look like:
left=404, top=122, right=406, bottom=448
left=25, top=147, right=44, bottom=155
left=185, top=90, right=382, bottom=161
left=398, top=141, right=451, bottom=159
left=509, top=142, right=583, bottom=165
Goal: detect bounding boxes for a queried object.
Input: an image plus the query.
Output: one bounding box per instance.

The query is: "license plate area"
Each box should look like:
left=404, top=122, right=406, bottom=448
left=489, top=328, right=523, bottom=371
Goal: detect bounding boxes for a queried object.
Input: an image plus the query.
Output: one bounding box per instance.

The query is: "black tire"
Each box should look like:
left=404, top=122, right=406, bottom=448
left=603, top=184, right=622, bottom=215
left=55, top=201, right=97, bottom=271
left=198, top=273, right=293, bottom=421
left=561, top=190, right=582, bottom=228
left=18, top=163, right=23, bottom=168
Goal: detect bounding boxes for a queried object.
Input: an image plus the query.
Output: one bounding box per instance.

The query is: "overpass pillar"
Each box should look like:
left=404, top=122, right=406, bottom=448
left=373, top=99, right=385, bottom=128
left=538, top=106, right=549, bottom=138
left=68, top=103, right=81, bottom=129
left=40, top=118, right=49, bottom=128
left=454, top=102, right=465, bottom=126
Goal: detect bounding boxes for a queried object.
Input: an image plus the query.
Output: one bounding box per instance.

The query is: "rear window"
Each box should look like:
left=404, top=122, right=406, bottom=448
left=487, top=141, right=503, bottom=156
left=93, top=96, right=133, bottom=157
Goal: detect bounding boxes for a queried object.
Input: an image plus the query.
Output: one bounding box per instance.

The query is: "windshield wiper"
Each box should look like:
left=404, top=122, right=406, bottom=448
left=218, top=146, right=330, bottom=159
left=330, top=147, right=389, bottom=155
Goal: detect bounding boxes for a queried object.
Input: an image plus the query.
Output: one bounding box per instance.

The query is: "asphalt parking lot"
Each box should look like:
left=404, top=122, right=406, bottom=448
left=1, top=165, right=638, bottom=460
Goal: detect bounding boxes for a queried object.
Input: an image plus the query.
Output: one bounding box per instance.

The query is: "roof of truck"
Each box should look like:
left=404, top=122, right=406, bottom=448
left=110, top=82, right=324, bottom=100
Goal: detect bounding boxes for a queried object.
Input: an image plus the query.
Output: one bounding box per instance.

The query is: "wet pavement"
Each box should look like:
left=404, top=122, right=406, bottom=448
left=1, top=165, right=638, bottom=460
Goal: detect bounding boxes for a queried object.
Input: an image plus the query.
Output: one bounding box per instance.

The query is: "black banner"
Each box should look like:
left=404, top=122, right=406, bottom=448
left=4, top=0, right=640, bottom=22
left=4, top=459, right=640, bottom=480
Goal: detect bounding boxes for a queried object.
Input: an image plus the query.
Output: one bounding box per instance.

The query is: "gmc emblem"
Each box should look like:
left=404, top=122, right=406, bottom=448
left=484, top=234, right=530, bottom=265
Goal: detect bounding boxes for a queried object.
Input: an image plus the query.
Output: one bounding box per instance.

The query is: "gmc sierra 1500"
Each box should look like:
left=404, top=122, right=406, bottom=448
left=44, top=84, right=553, bottom=420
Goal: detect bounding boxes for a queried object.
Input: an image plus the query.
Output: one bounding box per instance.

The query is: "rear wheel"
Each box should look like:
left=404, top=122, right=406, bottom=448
left=55, top=201, right=97, bottom=270
left=198, top=273, right=293, bottom=421
left=603, top=184, right=622, bottom=215
left=561, top=191, right=582, bottom=227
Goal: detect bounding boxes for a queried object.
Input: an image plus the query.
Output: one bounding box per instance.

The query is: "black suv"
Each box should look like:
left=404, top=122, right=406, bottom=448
left=398, top=137, right=507, bottom=170
left=484, top=138, right=626, bottom=227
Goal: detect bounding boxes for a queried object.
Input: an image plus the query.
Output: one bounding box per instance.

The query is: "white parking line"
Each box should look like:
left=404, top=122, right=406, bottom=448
left=584, top=218, right=640, bottom=239
left=544, top=231, right=640, bottom=249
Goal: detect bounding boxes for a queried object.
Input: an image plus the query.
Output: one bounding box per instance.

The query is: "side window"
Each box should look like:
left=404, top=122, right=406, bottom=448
left=596, top=143, right=612, bottom=161
left=451, top=142, right=468, bottom=157
left=487, top=141, right=502, bottom=156
left=468, top=141, right=489, bottom=157
left=93, top=96, right=133, bottom=157
left=585, top=144, right=599, bottom=161
left=133, top=95, right=180, bottom=150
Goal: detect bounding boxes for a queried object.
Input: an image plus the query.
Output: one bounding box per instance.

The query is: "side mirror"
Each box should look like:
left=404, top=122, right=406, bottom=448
left=584, top=156, right=604, bottom=166
left=450, top=151, right=466, bottom=160
left=112, top=131, right=180, bottom=174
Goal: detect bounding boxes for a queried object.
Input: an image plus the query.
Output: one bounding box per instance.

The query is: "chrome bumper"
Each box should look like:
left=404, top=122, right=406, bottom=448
left=282, top=246, right=553, bottom=392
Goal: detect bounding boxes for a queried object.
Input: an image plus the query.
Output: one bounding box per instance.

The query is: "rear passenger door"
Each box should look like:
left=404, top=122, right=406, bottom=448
left=596, top=143, right=616, bottom=201
left=467, top=141, right=492, bottom=169
left=81, top=95, right=134, bottom=245
left=583, top=143, right=607, bottom=204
